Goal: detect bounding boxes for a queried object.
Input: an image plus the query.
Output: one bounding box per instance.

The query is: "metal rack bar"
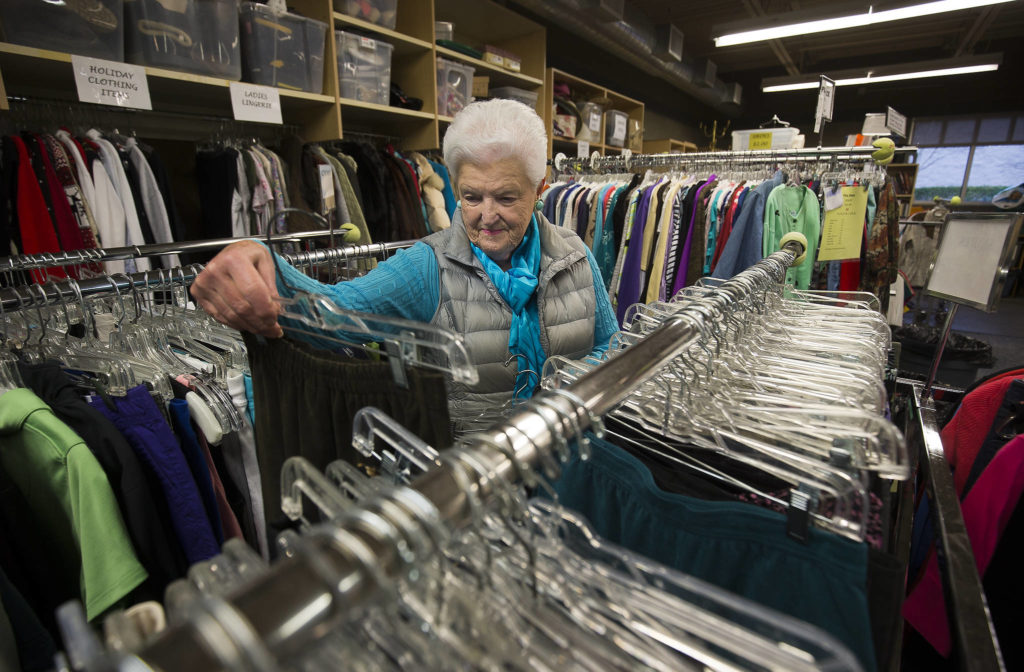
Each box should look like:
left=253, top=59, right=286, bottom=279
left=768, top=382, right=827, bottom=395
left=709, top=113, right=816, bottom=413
left=133, top=240, right=807, bottom=671
left=908, top=382, right=1004, bottom=671
left=0, top=230, right=417, bottom=273
left=0, top=240, right=415, bottom=310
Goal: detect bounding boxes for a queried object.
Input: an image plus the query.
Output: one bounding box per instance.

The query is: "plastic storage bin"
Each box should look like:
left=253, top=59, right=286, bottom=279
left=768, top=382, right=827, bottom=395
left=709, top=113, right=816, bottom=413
left=434, top=21, right=453, bottom=42
left=336, top=30, right=393, bottom=105
left=437, top=57, right=474, bottom=117
left=124, top=0, right=241, bottom=79
left=489, top=86, right=538, bottom=109
left=240, top=3, right=326, bottom=93
left=334, top=0, right=396, bottom=30
left=0, top=0, right=124, bottom=60
left=605, top=109, right=628, bottom=148
left=731, top=127, right=800, bottom=151
left=576, top=102, right=604, bottom=144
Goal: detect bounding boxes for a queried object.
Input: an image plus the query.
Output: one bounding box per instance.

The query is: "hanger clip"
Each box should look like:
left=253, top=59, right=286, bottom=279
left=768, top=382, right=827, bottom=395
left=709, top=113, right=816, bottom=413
left=383, top=334, right=413, bottom=389
left=786, top=489, right=812, bottom=544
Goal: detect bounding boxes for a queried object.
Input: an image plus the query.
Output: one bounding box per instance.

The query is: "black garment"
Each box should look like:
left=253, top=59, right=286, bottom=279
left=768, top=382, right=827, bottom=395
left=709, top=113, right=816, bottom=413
left=340, top=141, right=392, bottom=242
left=140, top=144, right=185, bottom=244
left=17, top=361, right=189, bottom=591
left=119, top=147, right=157, bottom=246
left=866, top=548, right=905, bottom=672
left=0, top=566, right=55, bottom=672
left=612, top=174, right=641, bottom=253
left=982, top=494, right=1022, bottom=671
left=243, top=333, right=453, bottom=522
left=963, top=380, right=1024, bottom=498
left=195, top=148, right=239, bottom=240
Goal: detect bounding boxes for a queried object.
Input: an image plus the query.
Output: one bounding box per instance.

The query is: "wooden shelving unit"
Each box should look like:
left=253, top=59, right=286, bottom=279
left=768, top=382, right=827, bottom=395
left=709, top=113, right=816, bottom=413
left=888, top=162, right=919, bottom=217
left=643, top=139, right=698, bottom=154
left=542, top=68, right=644, bottom=161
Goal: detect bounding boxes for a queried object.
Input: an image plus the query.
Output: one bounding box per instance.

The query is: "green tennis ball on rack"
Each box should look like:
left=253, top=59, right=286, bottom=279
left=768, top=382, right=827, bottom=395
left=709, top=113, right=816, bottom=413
left=871, top=137, right=896, bottom=165
left=951, top=196, right=962, bottom=206
left=340, top=223, right=360, bottom=243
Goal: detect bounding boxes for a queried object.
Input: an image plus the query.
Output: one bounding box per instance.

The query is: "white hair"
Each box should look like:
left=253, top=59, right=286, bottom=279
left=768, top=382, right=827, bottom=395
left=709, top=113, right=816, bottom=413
left=443, top=98, right=547, bottom=187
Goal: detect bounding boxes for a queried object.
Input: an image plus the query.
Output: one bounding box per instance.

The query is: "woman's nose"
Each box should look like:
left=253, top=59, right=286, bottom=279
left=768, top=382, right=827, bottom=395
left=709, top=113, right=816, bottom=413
left=481, top=199, right=500, bottom=222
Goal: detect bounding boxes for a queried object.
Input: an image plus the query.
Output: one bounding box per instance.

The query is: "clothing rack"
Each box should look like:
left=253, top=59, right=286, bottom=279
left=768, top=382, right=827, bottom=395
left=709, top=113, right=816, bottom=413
left=894, top=379, right=1005, bottom=671
left=0, top=237, right=416, bottom=311
left=550, top=145, right=916, bottom=178
left=130, top=240, right=810, bottom=671
left=0, top=230, right=413, bottom=274
left=3, top=95, right=302, bottom=143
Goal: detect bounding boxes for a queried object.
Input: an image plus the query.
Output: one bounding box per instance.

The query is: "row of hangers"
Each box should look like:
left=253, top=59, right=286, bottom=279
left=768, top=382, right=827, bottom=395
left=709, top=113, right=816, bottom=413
left=67, top=402, right=861, bottom=672
left=540, top=256, right=907, bottom=542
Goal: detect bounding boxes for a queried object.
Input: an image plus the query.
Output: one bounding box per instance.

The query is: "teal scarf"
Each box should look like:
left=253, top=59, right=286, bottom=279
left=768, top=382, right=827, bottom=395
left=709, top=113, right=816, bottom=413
left=469, top=214, right=544, bottom=398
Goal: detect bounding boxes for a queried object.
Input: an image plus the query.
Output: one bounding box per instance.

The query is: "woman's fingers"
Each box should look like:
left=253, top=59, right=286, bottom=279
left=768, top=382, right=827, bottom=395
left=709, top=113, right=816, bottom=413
left=192, top=241, right=284, bottom=338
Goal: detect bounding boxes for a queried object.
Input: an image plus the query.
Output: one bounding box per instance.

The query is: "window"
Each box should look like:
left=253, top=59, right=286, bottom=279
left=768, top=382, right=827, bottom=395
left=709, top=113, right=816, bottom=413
left=911, top=114, right=1024, bottom=203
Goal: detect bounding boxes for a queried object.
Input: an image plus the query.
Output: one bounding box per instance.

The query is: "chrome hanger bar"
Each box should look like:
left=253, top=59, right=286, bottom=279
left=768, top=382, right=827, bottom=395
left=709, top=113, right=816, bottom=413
left=135, top=240, right=808, bottom=672
left=0, top=232, right=414, bottom=273
left=0, top=241, right=415, bottom=311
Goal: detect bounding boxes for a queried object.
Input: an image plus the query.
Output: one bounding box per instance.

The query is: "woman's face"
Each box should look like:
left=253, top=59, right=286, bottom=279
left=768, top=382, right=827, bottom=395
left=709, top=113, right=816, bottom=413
left=457, top=158, right=539, bottom=268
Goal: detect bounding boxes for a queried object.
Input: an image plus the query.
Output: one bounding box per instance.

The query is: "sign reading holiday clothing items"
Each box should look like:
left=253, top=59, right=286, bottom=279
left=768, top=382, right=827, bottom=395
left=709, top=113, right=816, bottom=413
left=817, top=186, right=868, bottom=261
left=71, top=56, right=152, bottom=110
left=229, top=82, right=283, bottom=124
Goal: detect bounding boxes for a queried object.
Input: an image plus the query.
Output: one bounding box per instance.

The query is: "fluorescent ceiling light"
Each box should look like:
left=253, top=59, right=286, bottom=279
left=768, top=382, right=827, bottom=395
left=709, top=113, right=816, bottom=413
left=762, top=62, right=999, bottom=92
left=715, top=0, right=1014, bottom=47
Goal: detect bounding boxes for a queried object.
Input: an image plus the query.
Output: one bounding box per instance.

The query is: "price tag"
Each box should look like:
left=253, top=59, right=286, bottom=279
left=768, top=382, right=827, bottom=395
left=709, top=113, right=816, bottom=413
left=613, top=114, right=627, bottom=142
left=360, top=36, right=376, bottom=49
left=318, top=164, right=336, bottom=214
left=588, top=111, right=600, bottom=133
left=229, top=82, right=283, bottom=124
left=824, top=185, right=843, bottom=211
left=71, top=55, right=152, bottom=110
left=577, top=140, right=590, bottom=158
left=748, top=132, right=772, bottom=150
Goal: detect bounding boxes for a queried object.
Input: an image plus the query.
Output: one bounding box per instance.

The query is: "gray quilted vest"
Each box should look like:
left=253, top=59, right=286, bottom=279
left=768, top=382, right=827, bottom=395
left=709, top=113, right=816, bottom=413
left=423, top=211, right=597, bottom=433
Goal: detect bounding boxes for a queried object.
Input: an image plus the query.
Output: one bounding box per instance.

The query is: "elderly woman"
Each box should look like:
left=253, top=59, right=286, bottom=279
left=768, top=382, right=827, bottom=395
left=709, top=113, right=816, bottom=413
left=192, top=99, right=617, bottom=427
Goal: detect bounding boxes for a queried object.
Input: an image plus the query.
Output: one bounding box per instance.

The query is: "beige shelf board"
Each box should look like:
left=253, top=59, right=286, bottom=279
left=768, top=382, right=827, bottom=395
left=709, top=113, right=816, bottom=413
left=332, top=13, right=432, bottom=57
left=0, top=42, right=334, bottom=114
left=435, top=46, right=542, bottom=88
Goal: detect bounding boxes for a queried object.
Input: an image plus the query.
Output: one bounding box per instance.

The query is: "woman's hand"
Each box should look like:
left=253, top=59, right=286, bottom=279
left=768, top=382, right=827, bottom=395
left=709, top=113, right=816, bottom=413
left=191, top=241, right=284, bottom=338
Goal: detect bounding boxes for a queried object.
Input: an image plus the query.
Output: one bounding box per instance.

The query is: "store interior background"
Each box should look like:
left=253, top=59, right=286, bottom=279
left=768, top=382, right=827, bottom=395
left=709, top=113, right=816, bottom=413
left=508, top=0, right=1024, bottom=382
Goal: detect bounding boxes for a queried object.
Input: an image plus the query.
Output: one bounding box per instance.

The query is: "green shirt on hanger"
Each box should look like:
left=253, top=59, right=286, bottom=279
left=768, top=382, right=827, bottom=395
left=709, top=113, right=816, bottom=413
left=0, top=388, right=147, bottom=621
left=762, top=184, right=821, bottom=290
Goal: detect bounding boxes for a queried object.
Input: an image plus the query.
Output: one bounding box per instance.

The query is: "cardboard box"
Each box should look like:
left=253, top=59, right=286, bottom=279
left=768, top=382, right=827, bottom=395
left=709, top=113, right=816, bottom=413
left=472, top=76, right=490, bottom=97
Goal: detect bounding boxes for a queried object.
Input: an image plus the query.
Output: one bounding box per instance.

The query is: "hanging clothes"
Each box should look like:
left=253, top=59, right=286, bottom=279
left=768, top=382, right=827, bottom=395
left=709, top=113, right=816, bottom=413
left=762, top=182, right=820, bottom=290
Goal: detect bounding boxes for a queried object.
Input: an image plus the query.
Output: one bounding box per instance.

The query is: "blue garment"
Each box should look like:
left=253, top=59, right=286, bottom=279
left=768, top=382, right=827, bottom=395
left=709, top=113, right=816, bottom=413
left=429, top=159, right=457, bottom=218
left=90, top=386, right=219, bottom=564
left=243, top=373, right=255, bottom=427
left=704, top=188, right=727, bottom=275
left=712, top=170, right=784, bottom=280
left=543, top=184, right=570, bottom=224
left=553, top=436, right=876, bottom=672
left=168, top=399, right=224, bottom=544
left=597, top=187, right=625, bottom=288
left=828, top=260, right=842, bottom=291
left=469, top=214, right=544, bottom=398
left=269, top=223, right=618, bottom=373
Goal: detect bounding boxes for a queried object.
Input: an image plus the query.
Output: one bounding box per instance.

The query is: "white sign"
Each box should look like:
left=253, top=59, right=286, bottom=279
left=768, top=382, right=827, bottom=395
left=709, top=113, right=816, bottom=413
left=814, top=75, right=835, bottom=134
left=71, top=55, right=152, bottom=110
left=824, top=184, right=844, bottom=211
left=886, top=106, right=907, bottom=138
left=229, top=82, right=283, bottom=124
left=613, top=114, right=627, bottom=142
left=588, top=111, right=601, bottom=133
left=577, top=140, right=590, bottom=158
left=318, top=164, right=335, bottom=214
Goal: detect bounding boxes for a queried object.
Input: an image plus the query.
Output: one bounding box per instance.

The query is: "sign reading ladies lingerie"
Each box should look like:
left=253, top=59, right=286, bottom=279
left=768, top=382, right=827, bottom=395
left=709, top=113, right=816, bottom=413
left=229, top=82, right=283, bottom=125
left=71, top=55, right=152, bottom=110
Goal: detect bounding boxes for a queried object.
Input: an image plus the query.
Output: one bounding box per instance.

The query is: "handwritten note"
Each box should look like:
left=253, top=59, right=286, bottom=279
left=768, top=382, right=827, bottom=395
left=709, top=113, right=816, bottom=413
left=748, top=132, right=772, bottom=150
left=229, top=82, right=283, bottom=124
left=817, top=186, right=868, bottom=262
left=71, top=56, right=152, bottom=110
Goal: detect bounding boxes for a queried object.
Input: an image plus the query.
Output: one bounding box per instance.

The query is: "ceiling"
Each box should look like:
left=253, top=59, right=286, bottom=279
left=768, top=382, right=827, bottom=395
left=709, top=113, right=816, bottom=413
left=629, top=0, right=1024, bottom=125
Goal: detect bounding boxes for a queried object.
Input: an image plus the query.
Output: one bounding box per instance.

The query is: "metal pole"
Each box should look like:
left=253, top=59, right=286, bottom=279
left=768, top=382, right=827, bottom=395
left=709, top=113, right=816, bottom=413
left=922, top=302, right=959, bottom=398
left=135, top=242, right=804, bottom=672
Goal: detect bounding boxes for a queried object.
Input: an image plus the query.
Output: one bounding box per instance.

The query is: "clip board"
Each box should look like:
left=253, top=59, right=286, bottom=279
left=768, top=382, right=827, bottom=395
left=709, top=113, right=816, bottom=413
left=925, top=212, right=1023, bottom=312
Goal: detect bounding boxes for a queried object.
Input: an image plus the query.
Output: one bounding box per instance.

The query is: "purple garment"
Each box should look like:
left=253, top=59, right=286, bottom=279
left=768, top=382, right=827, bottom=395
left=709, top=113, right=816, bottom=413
left=672, top=174, right=717, bottom=296
left=615, top=183, right=658, bottom=325
left=90, top=386, right=220, bottom=564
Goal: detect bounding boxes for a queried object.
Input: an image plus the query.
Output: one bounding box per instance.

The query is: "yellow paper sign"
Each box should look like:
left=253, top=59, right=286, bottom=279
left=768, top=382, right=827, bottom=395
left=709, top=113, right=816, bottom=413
left=748, top=132, right=772, bottom=150
left=817, top=186, right=869, bottom=261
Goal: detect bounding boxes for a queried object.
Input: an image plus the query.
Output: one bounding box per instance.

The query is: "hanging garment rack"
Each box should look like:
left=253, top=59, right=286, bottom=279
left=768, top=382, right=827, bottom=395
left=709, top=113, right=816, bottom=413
left=0, top=230, right=414, bottom=274
left=131, top=240, right=820, bottom=671
left=0, top=238, right=416, bottom=311
left=550, top=145, right=916, bottom=179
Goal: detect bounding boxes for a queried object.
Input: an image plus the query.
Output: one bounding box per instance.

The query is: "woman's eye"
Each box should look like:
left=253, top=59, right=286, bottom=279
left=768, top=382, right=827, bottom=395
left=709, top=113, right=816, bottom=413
left=500, top=197, right=517, bottom=205
left=463, top=195, right=481, bottom=204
